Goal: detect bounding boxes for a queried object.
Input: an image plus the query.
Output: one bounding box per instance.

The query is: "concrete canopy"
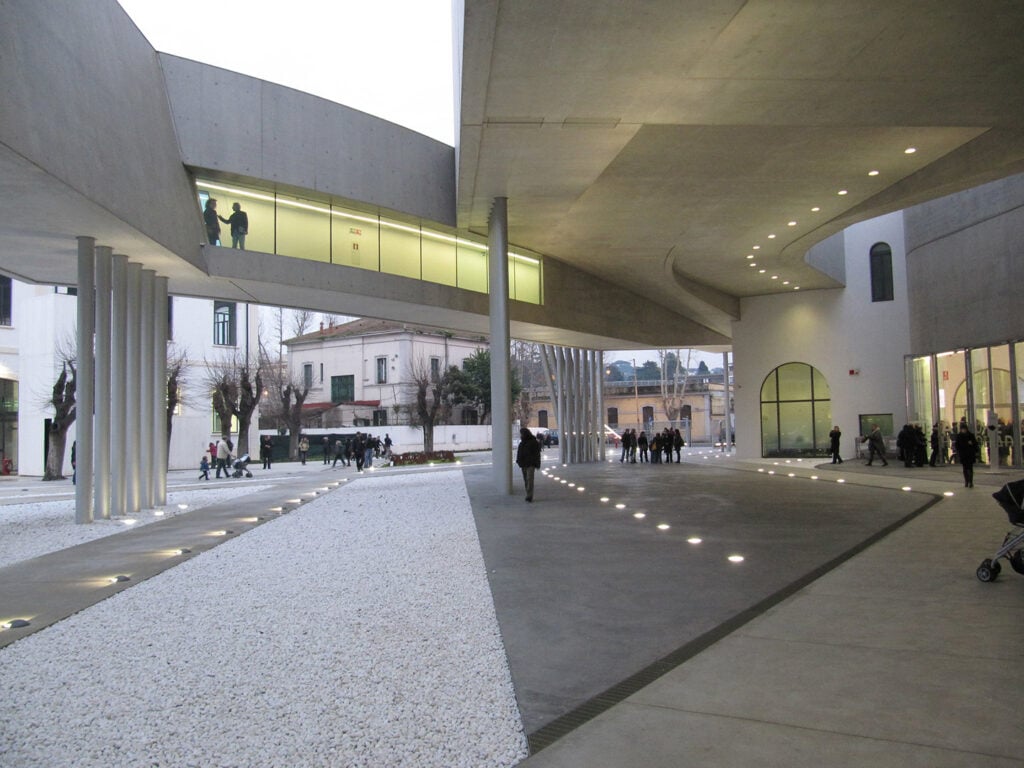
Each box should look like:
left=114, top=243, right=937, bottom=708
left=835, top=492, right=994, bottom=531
left=457, top=0, right=1024, bottom=339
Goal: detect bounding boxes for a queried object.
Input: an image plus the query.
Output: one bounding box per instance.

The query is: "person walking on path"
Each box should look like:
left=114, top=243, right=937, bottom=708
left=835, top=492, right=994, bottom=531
left=516, top=427, right=542, bottom=502
left=298, top=435, right=309, bottom=465
left=862, top=424, right=888, bottom=466
left=322, top=435, right=331, bottom=465
left=215, top=437, right=232, bottom=478
left=829, top=425, right=843, bottom=464
left=198, top=455, right=210, bottom=481
left=954, top=422, right=979, bottom=488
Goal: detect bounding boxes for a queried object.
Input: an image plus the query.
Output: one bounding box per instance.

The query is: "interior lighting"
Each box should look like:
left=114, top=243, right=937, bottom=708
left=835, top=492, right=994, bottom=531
left=868, top=170, right=879, bottom=176
left=904, top=147, right=917, bottom=154
left=657, top=524, right=670, bottom=531
left=687, top=537, right=702, bottom=544
left=728, top=555, right=745, bottom=563
left=633, top=512, right=646, bottom=519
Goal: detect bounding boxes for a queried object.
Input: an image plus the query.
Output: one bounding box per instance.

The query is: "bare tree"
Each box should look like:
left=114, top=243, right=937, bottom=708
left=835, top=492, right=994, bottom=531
left=658, top=348, right=693, bottom=423
left=166, top=343, right=190, bottom=456
left=43, top=356, right=76, bottom=481
left=259, top=342, right=310, bottom=459
left=204, top=352, right=263, bottom=458
left=403, top=357, right=453, bottom=452
left=289, top=309, right=316, bottom=339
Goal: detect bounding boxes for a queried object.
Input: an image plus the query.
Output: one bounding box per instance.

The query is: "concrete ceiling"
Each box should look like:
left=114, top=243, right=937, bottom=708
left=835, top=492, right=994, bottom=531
left=457, top=0, right=1024, bottom=338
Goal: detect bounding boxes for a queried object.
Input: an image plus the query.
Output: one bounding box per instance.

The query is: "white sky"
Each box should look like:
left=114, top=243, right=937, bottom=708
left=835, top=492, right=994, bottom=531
left=116, top=0, right=456, bottom=145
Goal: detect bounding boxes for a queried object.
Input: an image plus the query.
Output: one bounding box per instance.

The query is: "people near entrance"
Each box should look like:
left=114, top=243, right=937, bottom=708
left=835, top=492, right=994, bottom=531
left=954, top=422, right=979, bottom=488
left=322, top=435, right=331, bottom=464
left=227, top=202, right=248, bottom=249
left=862, top=424, right=888, bottom=466
left=673, top=429, right=684, bottom=462
left=198, top=454, right=210, bottom=480
left=298, top=435, right=309, bottom=465
left=203, top=198, right=229, bottom=246
left=515, top=427, right=542, bottom=502
left=637, top=431, right=649, bottom=463
left=829, top=425, right=843, bottom=464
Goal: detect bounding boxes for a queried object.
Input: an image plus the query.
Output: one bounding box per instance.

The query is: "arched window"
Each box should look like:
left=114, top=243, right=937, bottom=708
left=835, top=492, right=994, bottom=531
left=870, top=242, right=893, bottom=302
left=760, top=362, right=831, bottom=457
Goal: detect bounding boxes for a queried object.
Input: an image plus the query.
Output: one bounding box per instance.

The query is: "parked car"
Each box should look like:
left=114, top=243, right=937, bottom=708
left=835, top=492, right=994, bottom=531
left=540, top=429, right=559, bottom=446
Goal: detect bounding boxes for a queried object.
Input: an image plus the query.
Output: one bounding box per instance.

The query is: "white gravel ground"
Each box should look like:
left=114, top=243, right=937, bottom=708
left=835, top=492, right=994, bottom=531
left=0, top=485, right=271, bottom=567
left=0, top=470, right=528, bottom=767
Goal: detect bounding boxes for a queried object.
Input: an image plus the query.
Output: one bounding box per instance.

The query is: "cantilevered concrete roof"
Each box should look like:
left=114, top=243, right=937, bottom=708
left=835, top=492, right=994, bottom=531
left=457, top=0, right=1024, bottom=338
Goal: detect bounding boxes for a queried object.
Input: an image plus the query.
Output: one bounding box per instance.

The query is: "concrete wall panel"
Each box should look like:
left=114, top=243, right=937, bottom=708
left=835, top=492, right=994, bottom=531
left=161, top=56, right=456, bottom=227
left=904, top=174, right=1024, bottom=353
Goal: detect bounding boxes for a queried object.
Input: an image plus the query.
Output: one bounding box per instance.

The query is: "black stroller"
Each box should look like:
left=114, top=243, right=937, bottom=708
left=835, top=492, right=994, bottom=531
left=976, top=478, right=1024, bottom=582
left=231, top=454, right=254, bottom=478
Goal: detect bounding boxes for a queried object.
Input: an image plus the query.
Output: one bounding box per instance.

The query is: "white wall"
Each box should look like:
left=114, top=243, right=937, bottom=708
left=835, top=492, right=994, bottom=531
left=732, top=212, right=911, bottom=459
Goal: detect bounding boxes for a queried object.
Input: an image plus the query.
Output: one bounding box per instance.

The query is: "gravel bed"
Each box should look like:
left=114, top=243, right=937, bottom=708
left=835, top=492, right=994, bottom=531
left=0, top=485, right=271, bottom=567
left=0, top=470, right=528, bottom=767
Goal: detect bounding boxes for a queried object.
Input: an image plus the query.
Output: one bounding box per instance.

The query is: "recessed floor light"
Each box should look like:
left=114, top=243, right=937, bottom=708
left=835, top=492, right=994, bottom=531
left=868, top=170, right=879, bottom=176
left=811, top=206, right=820, bottom=212
left=838, top=189, right=848, bottom=195
left=768, top=233, right=776, bottom=239
left=787, top=220, right=797, bottom=226
left=752, top=245, right=760, bottom=250
left=905, top=147, right=916, bottom=154
left=728, top=555, right=745, bottom=563
left=687, top=537, right=702, bottom=544
left=657, top=523, right=670, bottom=530
left=615, top=503, right=626, bottom=509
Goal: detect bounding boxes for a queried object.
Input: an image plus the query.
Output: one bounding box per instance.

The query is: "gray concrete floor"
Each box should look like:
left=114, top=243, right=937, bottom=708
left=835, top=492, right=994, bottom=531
left=1, top=450, right=1022, bottom=766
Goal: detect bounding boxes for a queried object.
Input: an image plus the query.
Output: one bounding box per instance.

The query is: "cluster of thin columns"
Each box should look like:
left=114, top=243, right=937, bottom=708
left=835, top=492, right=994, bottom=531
left=540, top=345, right=605, bottom=465
left=75, top=236, right=168, bottom=524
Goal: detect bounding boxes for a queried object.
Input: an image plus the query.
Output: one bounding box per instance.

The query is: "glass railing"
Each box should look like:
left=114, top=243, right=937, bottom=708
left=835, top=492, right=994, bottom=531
left=196, top=179, right=542, bottom=304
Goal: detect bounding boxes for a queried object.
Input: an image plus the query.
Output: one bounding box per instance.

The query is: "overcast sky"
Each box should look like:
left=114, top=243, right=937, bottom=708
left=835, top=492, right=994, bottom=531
left=116, top=0, right=456, bottom=145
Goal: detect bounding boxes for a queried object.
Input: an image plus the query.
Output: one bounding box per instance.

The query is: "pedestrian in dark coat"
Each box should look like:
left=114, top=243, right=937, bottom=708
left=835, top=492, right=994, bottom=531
left=515, top=428, right=542, bottom=502
left=954, top=423, right=979, bottom=488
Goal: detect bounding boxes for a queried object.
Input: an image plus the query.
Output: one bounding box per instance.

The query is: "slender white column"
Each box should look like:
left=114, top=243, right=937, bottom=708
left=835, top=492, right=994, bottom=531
left=139, top=270, right=155, bottom=508
left=722, top=351, right=733, bottom=454
left=75, top=237, right=95, bottom=524
left=110, top=255, right=128, bottom=515
left=597, top=350, right=606, bottom=461
left=153, top=276, right=168, bottom=506
left=93, top=246, right=112, bottom=519
left=125, top=262, right=142, bottom=514
left=488, top=197, right=512, bottom=494
left=556, top=347, right=567, bottom=465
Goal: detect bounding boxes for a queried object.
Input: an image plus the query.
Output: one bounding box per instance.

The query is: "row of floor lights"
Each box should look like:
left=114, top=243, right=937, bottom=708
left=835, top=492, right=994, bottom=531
left=4, top=482, right=347, bottom=634
left=745, top=147, right=919, bottom=289
left=541, top=464, right=746, bottom=565
left=758, top=458, right=958, bottom=497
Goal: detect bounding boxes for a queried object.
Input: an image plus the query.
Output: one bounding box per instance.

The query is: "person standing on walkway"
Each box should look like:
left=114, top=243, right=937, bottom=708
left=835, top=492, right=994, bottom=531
left=260, top=435, right=273, bottom=470
left=215, top=437, right=232, bottom=478
left=322, top=435, right=331, bottom=464
left=829, top=425, right=843, bottom=464
left=516, top=427, right=542, bottom=502
left=863, top=424, right=888, bottom=466
left=637, top=431, right=648, bottom=463
left=227, top=202, right=248, bottom=249
left=298, top=435, right=309, bottom=465
left=954, top=422, right=979, bottom=488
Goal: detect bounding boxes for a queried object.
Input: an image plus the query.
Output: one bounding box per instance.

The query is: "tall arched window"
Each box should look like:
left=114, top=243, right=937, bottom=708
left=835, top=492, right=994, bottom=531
left=870, top=242, right=893, bottom=302
left=760, top=362, right=832, bottom=457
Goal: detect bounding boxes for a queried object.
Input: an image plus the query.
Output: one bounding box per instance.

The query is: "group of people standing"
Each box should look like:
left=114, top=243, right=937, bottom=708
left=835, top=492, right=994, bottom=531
left=617, top=428, right=685, bottom=464
left=203, top=198, right=248, bottom=249
left=321, top=433, right=392, bottom=471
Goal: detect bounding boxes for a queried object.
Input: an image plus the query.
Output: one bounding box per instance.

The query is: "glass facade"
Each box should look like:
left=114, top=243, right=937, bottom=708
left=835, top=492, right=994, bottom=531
left=196, top=179, right=542, bottom=304
left=908, top=341, right=1024, bottom=467
left=760, top=362, right=831, bottom=457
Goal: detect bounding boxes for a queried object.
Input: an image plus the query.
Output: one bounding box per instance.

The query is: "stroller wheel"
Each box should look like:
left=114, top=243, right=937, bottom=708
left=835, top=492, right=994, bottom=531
left=976, top=559, right=1000, bottom=583
left=1010, top=550, right=1024, bottom=575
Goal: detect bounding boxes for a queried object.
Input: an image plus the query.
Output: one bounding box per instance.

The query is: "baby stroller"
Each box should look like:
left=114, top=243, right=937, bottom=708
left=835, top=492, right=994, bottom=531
left=976, top=478, right=1024, bottom=582
left=231, top=454, right=253, bottom=478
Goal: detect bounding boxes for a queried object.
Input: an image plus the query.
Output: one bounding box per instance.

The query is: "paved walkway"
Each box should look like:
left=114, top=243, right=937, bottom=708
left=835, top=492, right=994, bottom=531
left=1, top=450, right=1022, bottom=766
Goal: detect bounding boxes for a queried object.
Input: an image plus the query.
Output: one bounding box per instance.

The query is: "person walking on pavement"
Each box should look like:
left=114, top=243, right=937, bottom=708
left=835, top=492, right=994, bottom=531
left=862, top=424, right=888, bottom=466
left=829, top=425, right=843, bottom=464
left=954, top=422, right=979, bottom=488
left=515, top=427, right=542, bottom=502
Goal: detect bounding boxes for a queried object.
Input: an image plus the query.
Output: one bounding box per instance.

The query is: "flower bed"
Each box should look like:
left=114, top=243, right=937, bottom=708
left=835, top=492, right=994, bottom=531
left=391, top=451, right=457, bottom=466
